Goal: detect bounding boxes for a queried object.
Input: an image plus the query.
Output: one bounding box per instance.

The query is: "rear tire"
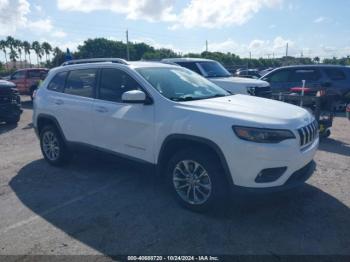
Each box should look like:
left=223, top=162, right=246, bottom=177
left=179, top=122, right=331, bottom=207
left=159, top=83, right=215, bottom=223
left=40, top=125, right=69, bottom=166
left=166, top=148, right=229, bottom=212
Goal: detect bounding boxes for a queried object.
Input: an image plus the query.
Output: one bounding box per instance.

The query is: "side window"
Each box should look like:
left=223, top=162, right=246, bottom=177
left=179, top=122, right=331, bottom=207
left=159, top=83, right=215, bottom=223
left=28, top=70, right=41, bottom=78
left=176, top=62, right=202, bottom=75
left=289, top=69, right=321, bottom=82
left=269, top=70, right=290, bottom=82
left=47, top=72, right=68, bottom=92
left=99, top=68, right=142, bottom=103
left=324, top=68, right=346, bottom=81
left=64, top=69, right=97, bottom=98
left=12, top=71, right=26, bottom=80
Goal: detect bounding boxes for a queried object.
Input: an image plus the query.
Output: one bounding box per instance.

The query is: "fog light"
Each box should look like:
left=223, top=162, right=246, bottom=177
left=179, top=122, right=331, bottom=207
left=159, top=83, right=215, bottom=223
left=255, top=167, right=287, bottom=183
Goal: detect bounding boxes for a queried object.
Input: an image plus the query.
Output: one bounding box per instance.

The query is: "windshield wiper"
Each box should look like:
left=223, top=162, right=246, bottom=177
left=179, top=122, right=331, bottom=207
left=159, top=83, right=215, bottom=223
left=170, top=96, right=196, bottom=101
left=206, top=94, right=228, bottom=99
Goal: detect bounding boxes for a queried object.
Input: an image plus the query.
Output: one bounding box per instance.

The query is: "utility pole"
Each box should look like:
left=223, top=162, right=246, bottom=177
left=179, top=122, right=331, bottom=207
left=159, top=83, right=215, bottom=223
left=206, top=40, right=208, bottom=52
left=126, top=29, right=130, bottom=61
left=286, top=42, right=289, bottom=57
left=249, top=52, right=252, bottom=69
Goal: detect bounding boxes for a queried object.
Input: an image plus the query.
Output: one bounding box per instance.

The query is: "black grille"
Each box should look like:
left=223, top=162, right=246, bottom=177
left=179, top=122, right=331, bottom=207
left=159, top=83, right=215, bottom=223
left=0, top=95, right=12, bottom=105
left=298, top=120, right=318, bottom=147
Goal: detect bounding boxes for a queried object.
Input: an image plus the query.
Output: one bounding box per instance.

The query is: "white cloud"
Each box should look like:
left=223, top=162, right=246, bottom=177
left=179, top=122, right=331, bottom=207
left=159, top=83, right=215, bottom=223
left=0, top=0, right=68, bottom=39
left=52, top=30, right=67, bottom=38
left=173, top=0, right=284, bottom=29
left=207, top=36, right=294, bottom=58
left=57, top=0, right=177, bottom=22
left=208, top=39, right=242, bottom=53
left=57, top=0, right=283, bottom=29
left=27, top=19, right=54, bottom=33
left=273, top=36, right=293, bottom=50
left=0, top=0, right=30, bottom=36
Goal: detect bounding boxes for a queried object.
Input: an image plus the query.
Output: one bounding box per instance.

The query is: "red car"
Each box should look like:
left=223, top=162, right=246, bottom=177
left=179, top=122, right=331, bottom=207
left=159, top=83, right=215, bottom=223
left=6, top=68, right=48, bottom=99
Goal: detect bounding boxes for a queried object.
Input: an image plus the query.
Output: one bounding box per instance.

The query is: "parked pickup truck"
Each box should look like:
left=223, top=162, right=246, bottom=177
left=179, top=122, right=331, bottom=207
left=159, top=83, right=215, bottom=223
left=0, top=80, right=22, bottom=124
left=4, top=68, right=48, bottom=100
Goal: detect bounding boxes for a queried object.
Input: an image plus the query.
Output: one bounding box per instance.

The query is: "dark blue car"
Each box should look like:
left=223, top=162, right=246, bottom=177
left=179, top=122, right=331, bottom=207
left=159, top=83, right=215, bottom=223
left=261, top=65, right=350, bottom=102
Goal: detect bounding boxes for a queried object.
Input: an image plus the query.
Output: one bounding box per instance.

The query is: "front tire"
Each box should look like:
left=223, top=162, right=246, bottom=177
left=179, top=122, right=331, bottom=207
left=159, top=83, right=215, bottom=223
left=40, top=125, right=68, bottom=166
left=167, top=149, right=229, bottom=212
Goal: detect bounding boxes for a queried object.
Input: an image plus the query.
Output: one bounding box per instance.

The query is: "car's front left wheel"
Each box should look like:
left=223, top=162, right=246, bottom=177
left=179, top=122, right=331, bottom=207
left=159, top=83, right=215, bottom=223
left=40, top=125, right=68, bottom=166
left=167, top=149, right=229, bottom=212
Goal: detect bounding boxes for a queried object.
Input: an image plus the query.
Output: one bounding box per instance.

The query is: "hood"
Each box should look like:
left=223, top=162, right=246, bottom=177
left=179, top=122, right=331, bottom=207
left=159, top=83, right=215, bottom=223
left=0, top=80, right=16, bottom=96
left=210, top=76, right=270, bottom=87
left=176, top=95, right=313, bottom=129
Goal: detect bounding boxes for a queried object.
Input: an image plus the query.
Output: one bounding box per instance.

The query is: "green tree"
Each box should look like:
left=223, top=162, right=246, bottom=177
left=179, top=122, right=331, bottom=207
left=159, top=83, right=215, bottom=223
left=23, top=41, right=32, bottom=67
left=42, top=42, right=52, bottom=64
left=0, top=40, right=9, bottom=71
left=32, top=41, right=42, bottom=66
left=51, top=47, right=65, bottom=66
left=14, top=39, right=23, bottom=68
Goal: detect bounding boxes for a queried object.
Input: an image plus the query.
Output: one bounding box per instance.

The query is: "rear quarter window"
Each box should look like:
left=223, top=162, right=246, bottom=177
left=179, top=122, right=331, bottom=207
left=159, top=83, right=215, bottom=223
left=289, top=69, right=321, bottom=82
left=324, top=68, right=347, bottom=81
left=64, top=69, right=97, bottom=98
left=47, top=72, right=68, bottom=92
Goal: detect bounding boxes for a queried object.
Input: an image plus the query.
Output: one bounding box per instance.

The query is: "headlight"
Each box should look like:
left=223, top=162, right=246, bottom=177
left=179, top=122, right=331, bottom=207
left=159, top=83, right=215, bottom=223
left=247, top=87, right=256, bottom=96
left=233, top=126, right=296, bottom=143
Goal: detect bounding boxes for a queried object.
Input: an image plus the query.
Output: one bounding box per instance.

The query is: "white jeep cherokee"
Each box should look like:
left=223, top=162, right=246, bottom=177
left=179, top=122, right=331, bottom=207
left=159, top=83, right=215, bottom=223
left=33, top=58, right=319, bottom=211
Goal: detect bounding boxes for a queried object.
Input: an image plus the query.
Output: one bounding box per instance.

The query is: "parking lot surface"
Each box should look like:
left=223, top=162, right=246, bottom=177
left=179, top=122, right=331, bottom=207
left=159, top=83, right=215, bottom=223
left=0, top=98, right=349, bottom=256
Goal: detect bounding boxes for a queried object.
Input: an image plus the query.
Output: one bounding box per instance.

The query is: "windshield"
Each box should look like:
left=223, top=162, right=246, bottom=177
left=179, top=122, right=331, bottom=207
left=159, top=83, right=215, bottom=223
left=198, top=61, right=231, bottom=78
left=136, top=67, right=230, bottom=102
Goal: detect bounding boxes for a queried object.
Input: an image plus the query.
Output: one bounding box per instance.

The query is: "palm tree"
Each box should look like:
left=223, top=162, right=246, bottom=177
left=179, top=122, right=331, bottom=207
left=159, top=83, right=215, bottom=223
left=6, top=36, right=18, bottom=67
left=0, top=40, right=9, bottom=71
left=41, top=42, right=52, bottom=64
left=14, top=39, right=23, bottom=68
left=32, top=41, right=42, bottom=66
left=313, top=56, right=320, bottom=64
left=23, top=41, right=32, bottom=67
left=9, top=48, right=18, bottom=64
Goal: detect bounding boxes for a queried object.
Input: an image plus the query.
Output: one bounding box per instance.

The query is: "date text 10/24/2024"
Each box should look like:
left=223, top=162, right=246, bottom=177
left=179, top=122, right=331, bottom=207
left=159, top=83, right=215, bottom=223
left=127, top=256, right=220, bottom=261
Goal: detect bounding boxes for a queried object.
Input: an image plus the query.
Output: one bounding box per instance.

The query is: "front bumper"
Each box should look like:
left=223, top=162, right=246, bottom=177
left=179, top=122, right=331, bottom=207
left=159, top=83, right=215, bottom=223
left=222, top=135, right=319, bottom=189
left=233, top=161, right=316, bottom=193
left=0, top=103, right=22, bottom=121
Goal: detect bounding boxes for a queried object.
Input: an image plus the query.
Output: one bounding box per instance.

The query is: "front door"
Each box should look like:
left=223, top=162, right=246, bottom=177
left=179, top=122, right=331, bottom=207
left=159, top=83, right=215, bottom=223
left=92, top=68, right=155, bottom=163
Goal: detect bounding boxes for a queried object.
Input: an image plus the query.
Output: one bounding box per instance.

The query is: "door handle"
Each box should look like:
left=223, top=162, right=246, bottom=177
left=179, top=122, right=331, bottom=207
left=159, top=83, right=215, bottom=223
left=96, top=106, right=108, bottom=113
left=55, top=99, right=64, bottom=105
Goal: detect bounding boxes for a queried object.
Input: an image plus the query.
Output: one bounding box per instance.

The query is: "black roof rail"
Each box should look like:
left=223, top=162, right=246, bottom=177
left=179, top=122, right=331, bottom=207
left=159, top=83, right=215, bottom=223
left=61, top=58, right=128, bottom=66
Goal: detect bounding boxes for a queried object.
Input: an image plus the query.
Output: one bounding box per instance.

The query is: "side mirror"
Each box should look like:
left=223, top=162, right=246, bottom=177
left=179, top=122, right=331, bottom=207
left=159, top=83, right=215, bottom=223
left=122, top=90, right=150, bottom=104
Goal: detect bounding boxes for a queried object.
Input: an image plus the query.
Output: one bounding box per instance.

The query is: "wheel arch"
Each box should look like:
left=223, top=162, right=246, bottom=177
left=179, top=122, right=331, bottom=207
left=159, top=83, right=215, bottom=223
left=36, top=114, right=67, bottom=142
left=157, top=134, right=234, bottom=187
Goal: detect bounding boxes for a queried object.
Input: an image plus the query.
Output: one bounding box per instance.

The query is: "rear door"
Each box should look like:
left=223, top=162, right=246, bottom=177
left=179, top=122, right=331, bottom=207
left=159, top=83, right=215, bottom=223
left=91, top=67, right=155, bottom=163
left=323, top=67, right=349, bottom=97
left=47, top=68, right=97, bottom=144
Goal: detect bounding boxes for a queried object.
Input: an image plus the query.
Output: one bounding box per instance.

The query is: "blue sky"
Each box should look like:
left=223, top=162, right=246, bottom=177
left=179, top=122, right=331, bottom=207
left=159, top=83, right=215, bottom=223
left=1, top=0, right=350, bottom=59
